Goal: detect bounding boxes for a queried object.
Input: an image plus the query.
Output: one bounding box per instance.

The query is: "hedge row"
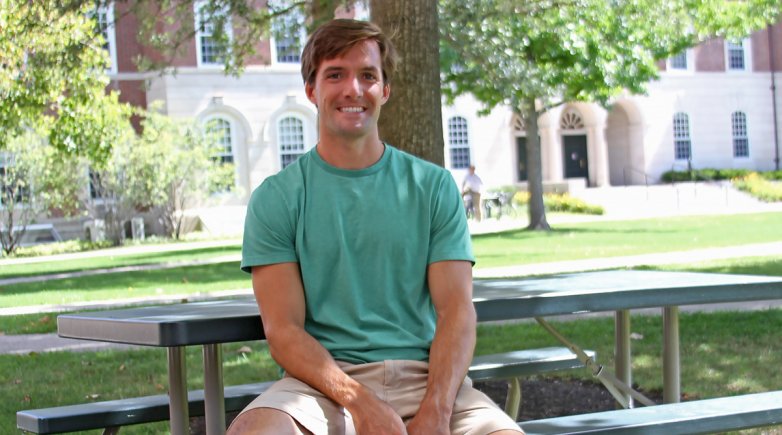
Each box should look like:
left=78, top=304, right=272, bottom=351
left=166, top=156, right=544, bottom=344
left=661, top=168, right=782, bottom=182
left=511, top=191, right=604, bottom=215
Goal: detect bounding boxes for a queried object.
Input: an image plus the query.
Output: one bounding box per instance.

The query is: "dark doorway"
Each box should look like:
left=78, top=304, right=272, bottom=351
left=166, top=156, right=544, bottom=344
left=516, top=137, right=528, bottom=181
left=563, top=135, right=588, bottom=183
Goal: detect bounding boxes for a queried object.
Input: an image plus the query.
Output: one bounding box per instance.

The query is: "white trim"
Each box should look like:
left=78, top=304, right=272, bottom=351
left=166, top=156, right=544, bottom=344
left=97, top=3, right=118, bottom=74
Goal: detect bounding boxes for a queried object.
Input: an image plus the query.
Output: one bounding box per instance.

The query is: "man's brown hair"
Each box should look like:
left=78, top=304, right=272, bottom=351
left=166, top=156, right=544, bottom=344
left=300, top=19, right=398, bottom=86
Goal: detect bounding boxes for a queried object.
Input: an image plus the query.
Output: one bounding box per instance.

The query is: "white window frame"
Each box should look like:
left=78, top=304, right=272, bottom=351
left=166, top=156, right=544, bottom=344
left=672, top=112, right=692, bottom=161
left=447, top=116, right=471, bottom=170
left=195, top=1, right=232, bottom=68
left=731, top=111, right=750, bottom=158
left=269, top=5, right=306, bottom=67
left=95, top=2, right=118, bottom=74
left=725, top=38, right=752, bottom=72
left=278, top=115, right=307, bottom=169
left=666, top=49, right=693, bottom=73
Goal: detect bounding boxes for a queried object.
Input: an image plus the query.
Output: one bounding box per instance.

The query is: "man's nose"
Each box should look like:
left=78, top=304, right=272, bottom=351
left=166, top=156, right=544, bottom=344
left=344, top=76, right=363, bottom=98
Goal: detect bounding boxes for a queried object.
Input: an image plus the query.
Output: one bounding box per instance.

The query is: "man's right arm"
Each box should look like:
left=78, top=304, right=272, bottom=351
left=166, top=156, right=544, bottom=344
left=251, top=263, right=406, bottom=434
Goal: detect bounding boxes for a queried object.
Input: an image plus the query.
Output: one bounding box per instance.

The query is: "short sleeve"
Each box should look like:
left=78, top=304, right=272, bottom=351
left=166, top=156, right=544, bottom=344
left=428, top=171, right=475, bottom=265
left=241, top=179, right=299, bottom=273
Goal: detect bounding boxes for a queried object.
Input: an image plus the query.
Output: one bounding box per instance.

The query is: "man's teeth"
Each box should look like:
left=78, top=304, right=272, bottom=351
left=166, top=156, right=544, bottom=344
left=341, top=107, right=364, bottom=113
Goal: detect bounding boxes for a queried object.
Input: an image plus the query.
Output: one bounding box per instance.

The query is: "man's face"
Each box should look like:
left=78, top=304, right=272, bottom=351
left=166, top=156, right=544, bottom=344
left=305, top=39, right=390, bottom=142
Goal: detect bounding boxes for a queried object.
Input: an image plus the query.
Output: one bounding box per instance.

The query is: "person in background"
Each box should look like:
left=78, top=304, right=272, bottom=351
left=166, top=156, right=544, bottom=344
left=462, top=165, right=484, bottom=221
left=229, top=18, right=522, bottom=435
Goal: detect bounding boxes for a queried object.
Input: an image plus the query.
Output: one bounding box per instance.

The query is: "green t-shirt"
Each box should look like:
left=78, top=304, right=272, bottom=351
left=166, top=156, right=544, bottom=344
left=241, top=145, right=474, bottom=363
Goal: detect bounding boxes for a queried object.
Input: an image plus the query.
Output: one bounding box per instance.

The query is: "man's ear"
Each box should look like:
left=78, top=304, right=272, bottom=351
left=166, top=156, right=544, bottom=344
left=381, top=83, right=391, bottom=105
left=305, top=82, right=317, bottom=106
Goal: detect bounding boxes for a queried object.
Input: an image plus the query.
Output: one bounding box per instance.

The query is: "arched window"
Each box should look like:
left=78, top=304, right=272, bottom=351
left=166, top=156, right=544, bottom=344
left=672, top=112, right=691, bottom=160
left=731, top=111, right=749, bottom=158
left=205, top=117, right=233, bottom=164
left=278, top=116, right=305, bottom=169
left=448, top=116, right=471, bottom=169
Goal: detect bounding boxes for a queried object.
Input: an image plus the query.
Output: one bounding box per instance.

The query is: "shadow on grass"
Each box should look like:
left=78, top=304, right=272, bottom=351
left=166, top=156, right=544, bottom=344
left=0, top=262, right=247, bottom=299
left=0, top=245, right=242, bottom=280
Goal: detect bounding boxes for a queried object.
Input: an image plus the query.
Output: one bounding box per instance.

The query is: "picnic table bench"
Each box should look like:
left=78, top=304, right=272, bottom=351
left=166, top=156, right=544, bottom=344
left=18, top=347, right=592, bottom=434
left=519, top=390, right=782, bottom=434
left=19, top=386, right=782, bottom=434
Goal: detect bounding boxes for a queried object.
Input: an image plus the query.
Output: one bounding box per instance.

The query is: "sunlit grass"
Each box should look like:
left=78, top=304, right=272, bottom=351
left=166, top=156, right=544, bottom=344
left=472, top=212, right=782, bottom=269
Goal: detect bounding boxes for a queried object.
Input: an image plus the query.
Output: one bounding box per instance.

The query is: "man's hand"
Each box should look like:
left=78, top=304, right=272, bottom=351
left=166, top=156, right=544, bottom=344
left=405, top=404, right=450, bottom=435
left=348, top=387, right=407, bottom=435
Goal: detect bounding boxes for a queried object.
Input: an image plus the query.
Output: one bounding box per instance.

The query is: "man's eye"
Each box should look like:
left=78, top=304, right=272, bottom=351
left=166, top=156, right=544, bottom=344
left=363, top=73, right=378, bottom=81
left=327, top=72, right=342, bottom=79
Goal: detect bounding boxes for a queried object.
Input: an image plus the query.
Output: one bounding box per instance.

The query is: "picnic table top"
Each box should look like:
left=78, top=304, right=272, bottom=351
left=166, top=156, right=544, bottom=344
left=57, top=270, right=782, bottom=347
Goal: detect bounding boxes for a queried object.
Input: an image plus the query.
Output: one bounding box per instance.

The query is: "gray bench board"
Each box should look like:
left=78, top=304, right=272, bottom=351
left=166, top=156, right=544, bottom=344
left=469, top=347, right=594, bottom=380
left=519, top=390, right=782, bottom=435
left=17, top=382, right=274, bottom=434
left=18, top=347, right=589, bottom=434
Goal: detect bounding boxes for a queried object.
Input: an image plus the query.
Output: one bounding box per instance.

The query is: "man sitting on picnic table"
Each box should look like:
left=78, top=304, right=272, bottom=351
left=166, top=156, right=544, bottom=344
left=230, top=19, right=522, bottom=435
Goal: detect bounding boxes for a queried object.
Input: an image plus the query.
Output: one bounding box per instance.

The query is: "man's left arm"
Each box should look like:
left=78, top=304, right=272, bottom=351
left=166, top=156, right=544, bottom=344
left=406, top=260, right=476, bottom=434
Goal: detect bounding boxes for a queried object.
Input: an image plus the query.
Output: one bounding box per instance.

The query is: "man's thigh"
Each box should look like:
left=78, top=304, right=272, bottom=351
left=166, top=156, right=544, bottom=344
left=232, top=375, right=354, bottom=434
left=384, top=360, right=520, bottom=434
left=233, top=360, right=520, bottom=434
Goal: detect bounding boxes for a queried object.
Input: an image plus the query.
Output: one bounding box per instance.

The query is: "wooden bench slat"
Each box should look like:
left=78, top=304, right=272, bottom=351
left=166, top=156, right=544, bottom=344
left=519, top=391, right=782, bottom=435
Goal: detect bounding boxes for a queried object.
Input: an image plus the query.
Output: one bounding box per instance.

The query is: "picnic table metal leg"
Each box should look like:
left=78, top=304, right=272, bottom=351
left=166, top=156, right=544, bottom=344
left=203, top=343, right=226, bottom=435
left=534, top=317, right=655, bottom=409
left=167, top=346, right=189, bottom=435
left=663, top=306, right=681, bottom=403
left=615, top=310, right=633, bottom=408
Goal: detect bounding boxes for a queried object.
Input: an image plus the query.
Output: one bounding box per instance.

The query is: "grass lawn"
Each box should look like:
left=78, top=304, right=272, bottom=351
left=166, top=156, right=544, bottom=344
left=2, top=212, right=781, bottom=309
left=472, top=212, right=782, bottom=268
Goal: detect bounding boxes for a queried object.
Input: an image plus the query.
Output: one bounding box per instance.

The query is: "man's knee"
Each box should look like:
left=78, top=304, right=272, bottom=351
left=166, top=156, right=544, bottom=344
left=227, top=407, right=310, bottom=435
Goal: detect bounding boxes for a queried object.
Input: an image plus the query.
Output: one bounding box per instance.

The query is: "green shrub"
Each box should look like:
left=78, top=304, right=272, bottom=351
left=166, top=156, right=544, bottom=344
left=545, top=193, right=604, bottom=215
left=512, top=191, right=603, bottom=215
left=8, top=240, right=113, bottom=258
left=732, top=173, right=782, bottom=202
left=661, top=168, right=757, bottom=182
left=761, top=170, right=782, bottom=181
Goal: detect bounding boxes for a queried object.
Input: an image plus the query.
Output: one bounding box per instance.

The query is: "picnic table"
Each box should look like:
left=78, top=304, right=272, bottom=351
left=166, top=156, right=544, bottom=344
left=56, top=270, right=782, bottom=434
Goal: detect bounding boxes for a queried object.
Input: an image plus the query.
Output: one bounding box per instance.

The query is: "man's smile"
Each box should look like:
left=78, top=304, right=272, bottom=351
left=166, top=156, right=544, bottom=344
left=339, top=106, right=366, bottom=113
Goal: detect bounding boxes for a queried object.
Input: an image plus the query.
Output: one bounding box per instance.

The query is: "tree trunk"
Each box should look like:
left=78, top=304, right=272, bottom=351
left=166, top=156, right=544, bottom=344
left=370, top=0, right=444, bottom=165
left=522, top=98, right=550, bottom=231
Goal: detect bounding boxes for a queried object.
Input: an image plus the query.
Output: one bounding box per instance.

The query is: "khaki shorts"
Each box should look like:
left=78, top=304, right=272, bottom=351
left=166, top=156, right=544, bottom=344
left=233, top=360, right=520, bottom=434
